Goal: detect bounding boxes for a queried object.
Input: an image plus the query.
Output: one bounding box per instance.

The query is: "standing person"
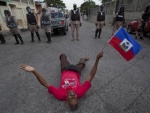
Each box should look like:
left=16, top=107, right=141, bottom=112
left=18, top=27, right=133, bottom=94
left=112, top=5, right=125, bottom=36
left=40, top=8, right=51, bottom=43
left=20, top=51, right=103, bottom=111
left=69, top=3, right=82, bottom=41
left=95, top=5, right=106, bottom=39
left=0, top=24, right=6, bottom=44
left=26, top=6, right=41, bottom=42
left=4, top=10, right=24, bottom=45
left=135, top=5, right=150, bottom=40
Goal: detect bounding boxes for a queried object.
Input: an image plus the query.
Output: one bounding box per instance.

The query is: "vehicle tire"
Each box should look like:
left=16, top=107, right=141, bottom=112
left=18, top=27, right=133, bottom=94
left=127, top=26, right=133, bottom=34
left=63, top=27, right=66, bottom=35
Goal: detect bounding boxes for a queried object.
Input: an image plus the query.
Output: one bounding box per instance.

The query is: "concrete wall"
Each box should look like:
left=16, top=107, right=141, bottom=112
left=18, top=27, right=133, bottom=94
left=89, top=0, right=150, bottom=24
left=0, top=0, right=36, bottom=30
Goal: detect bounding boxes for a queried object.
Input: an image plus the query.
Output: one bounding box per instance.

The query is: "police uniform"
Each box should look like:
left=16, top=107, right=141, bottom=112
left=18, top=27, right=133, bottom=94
left=95, top=7, right=105, bottom=39
left=112, top=9, right=124, bottom=36
left=135, top=5, right=150, bottom=39
left=40, top=8, right=51, bottom=43
left=26, top=6, right=41, bottom=42
left=69, top=4, right=82, bottom=41
left=5, top=11, right=24, bottom=45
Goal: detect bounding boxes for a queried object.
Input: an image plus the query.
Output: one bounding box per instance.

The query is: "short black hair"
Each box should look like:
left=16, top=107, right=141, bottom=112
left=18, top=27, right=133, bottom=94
left=69, top=103, right=78, bottom=111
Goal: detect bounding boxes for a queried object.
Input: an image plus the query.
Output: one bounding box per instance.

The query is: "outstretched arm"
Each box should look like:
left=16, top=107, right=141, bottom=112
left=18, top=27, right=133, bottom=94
left=86, top=51, right=103, bottom=82
left=20, top=64, right=50, bottom=88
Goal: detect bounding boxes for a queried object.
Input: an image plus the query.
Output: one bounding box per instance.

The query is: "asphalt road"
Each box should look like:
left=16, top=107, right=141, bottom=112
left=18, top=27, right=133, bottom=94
left=0, top=21, right=150, bottom=113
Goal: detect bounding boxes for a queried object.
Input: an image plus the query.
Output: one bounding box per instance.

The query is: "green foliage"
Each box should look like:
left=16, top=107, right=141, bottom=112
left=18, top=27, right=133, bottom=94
left=45, top=0, right=66, bottom=9
left=81, top=1, right=97, bottom=15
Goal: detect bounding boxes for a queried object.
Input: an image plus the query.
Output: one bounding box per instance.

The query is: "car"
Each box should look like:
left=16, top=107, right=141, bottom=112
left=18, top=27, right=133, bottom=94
left=50, top=11, right=68, bottom=35
left=127, top=19, right=150, bottom=38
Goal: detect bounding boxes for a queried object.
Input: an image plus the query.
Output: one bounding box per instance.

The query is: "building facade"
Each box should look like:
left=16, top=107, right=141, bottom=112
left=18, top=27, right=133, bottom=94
left=0, top=0, right=36, bottom=30
left=89, top=0, right=150, bottom=24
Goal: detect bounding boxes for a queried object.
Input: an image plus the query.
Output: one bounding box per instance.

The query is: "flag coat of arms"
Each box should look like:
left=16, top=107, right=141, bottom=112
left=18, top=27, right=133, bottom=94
left=108, top=27, right=142, bottom=61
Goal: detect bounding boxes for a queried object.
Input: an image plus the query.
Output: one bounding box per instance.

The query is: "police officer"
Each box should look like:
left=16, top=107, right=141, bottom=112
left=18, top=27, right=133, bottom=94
left=26, top=6, right=41, bottom=42
left=135, top=5, right=150, bottom=40
left=40, top=8, right=51, bottom=43
left=69, top=3, right=82, bottom=41
left=112, top=5, right=125, bottom=36
left=4, top=10, right=24, bottom=45
left=0, top=24, right=6, bottom=44
left=95, top=5, right=106, bottom=39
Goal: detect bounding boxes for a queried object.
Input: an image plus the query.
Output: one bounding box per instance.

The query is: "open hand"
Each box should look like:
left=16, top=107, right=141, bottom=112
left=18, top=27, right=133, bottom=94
left=96, top=51, right=103, bottom=60
left=20, top=64, right=35, bottom=72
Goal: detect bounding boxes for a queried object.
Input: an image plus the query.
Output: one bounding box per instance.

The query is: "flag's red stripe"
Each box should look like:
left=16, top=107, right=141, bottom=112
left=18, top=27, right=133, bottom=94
left=109, top=36, right=135, bottom=61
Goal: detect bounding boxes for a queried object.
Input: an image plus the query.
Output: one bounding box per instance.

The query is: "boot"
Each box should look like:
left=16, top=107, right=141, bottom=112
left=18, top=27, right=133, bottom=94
left=17, top=34, right=24, bottom=45
left=0, top=34, right=6, bottom=44
left=31, top=33, right=34, bottom=42
left=98, top=29, right=102, bottom=39
left=46, top=32, right=51, bottom=43
left=95, top=29, right=98, bottom=39
left=14, top=35, right=20, bottom=45
left=36, top=32, right=41, bottom=41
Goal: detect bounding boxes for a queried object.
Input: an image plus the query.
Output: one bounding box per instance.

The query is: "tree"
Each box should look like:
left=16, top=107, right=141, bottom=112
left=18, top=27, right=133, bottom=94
left=45, top=0, right=66, bottom=9
left=81, top=1, right=97, bottom=16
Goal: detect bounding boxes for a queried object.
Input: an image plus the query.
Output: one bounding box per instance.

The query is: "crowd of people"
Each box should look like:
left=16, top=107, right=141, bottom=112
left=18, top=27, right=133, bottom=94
left=0, top=4, right=150, bottom=45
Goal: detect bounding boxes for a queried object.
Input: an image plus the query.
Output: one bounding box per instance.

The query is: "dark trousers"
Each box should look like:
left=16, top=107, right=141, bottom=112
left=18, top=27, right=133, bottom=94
left=60, top=54, right=86, bottom=73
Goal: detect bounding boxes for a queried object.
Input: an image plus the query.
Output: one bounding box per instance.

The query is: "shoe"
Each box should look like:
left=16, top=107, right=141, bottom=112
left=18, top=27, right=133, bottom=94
left=31, top=40, right=34, bottom=43
left=46, top=41, right=51, bottom=43
left=21, top=42, right=24, bottom=45
left=15, top=42, right=20, bottom=45
left=76, top=39, right=79, bottom=41
left=140, top=36, right=144, bottom=40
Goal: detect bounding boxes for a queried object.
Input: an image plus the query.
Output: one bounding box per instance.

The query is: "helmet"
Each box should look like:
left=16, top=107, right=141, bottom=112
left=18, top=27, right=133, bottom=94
left=146, top=4, right=150, bottom=11
left=73, top=3, right=77, bottom=6
left=42, top=8, right=46, bottom=13
left=4, top=10, right=11, bottom=16
left=100, top=5, right=104, bottom=8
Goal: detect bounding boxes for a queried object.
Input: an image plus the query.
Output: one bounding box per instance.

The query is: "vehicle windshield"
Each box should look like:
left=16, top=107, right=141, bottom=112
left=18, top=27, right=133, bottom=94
left=51, top=12, right=63, bottom=18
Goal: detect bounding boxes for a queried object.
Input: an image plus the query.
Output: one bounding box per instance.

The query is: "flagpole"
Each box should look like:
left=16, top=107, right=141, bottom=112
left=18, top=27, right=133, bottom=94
left=101, top=27, right=122, bottom=51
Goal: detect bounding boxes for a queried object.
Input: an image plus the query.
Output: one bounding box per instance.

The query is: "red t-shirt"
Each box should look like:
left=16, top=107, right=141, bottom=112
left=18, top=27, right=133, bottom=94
left=48, top=70, right=91, bottom=101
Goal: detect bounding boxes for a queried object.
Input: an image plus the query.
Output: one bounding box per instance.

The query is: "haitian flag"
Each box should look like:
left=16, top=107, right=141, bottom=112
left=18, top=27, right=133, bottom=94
left=108, top=27, right=142, bottom=61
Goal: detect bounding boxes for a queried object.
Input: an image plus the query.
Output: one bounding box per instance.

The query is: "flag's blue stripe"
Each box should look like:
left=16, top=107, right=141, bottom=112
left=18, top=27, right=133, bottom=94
left=115, top=27, right=142, bottom=55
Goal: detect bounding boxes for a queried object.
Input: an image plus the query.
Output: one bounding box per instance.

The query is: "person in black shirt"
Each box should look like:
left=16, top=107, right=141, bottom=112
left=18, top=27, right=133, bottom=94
left=112, top=5, right=125, bottom=36
left=95, top=5, right=106, bottom=39
left=26, top=6, right=41, bottom=42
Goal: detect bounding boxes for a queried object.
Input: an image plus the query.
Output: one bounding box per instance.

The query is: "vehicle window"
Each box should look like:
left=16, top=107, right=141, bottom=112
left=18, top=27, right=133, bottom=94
left=51, top=12, right=63, bottom=18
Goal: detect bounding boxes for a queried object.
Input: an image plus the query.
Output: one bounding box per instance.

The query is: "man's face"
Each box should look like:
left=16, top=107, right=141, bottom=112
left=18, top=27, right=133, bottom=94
left=73, top=5, right=77, bottom=10
left=66, top=90, right=78, bottom=110
left=27, top=7, right=31, bottom=13
left=100, top=6, right=104, bottom=11
left=120, top=7, right=124, bottom=12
